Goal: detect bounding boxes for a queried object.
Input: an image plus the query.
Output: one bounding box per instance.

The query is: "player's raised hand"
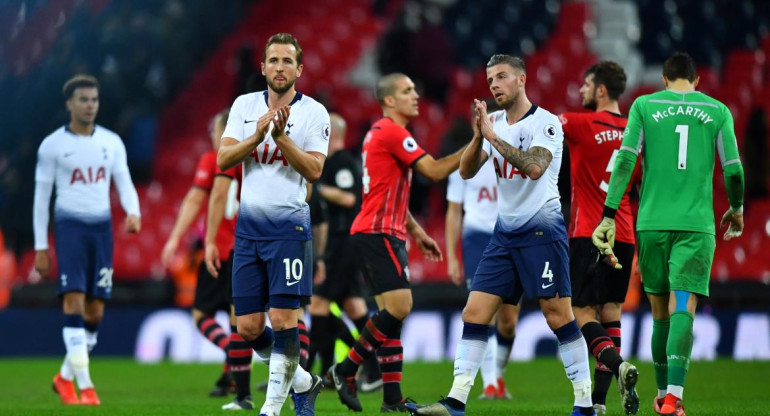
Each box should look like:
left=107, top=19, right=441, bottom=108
left=474, top=99, right=497, bottom=141
left=592, top=217, right=622, bottom=269
left=271, top=105, right=291, bottom=139
left=204, top=243, right=221, bottom=277
left=720, top=208, right=744, bottom=241
left=255, top=110, right=276, bottom=143
left=416, top=234, right=443, bottom=262
left=125, top=214, right=141, bottom=233
left=34, top=250, right=51, bottom=278
left=313, top=259, right=326, bottom=285
left=447, top=256, right=464, bottom=286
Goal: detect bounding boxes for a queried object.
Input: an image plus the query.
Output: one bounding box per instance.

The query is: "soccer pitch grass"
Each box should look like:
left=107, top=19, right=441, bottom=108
left=1, top=359, right=768, bottom=415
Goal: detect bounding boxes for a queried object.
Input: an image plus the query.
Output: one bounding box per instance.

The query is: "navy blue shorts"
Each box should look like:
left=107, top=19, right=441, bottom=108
left=232, top=237, right=312, bottom=316
left=54, top=219, right=113, bottom=300
left=471, top=239, right=571, bottom=304
left=461, top=230, right=492, bottom=291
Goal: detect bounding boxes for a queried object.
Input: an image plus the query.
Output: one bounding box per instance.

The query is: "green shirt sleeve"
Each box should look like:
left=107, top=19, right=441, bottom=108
left=717, top=106, right=745, bottom=209
left=604, top=98, right=644, bottom=213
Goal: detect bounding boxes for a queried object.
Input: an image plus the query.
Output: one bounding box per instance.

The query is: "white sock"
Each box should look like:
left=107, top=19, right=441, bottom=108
left=260, top=352, right=298, bottom=416
left=86, top=330, right=98, bottom=353
left=64, top=327, right=93, bottom=389
left=292, top=365, right=313, bottom=393
left=480, top=333, right=497, bottom=387
left=557, top=334, right=592, bottom=408
left=255, top=347, right=271, bottom=365
left=667, top=385, right=684, bottom=399
left=60, top=357, right=74, bottom=381
left=658, top=389, right=667, bottom=399
left=495, top=336, right=512, bottom=380
left=448, top=336, right=487, bottom=404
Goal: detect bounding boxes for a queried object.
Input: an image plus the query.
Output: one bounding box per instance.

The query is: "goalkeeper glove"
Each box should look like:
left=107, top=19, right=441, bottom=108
left=592, top=217, right=622, bottom=270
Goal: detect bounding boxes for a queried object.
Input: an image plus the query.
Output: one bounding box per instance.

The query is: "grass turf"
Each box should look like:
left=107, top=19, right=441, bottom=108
left=0, top=358, right=768, bottom=415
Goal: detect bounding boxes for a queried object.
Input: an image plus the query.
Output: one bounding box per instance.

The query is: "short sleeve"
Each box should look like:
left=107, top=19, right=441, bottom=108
left=446, top=170, right=464, bottom=204
left=530, top=114, right=563, bottom=155
left=35, top=139, right=56, bottom=183
left=222, top=95, right=245, bottom=142
left=383, top=125, right=426, bottom=166
left=558, top=113, right=578, bottom=144
left=620, top=98, right=645, bottom=156
left=302, top=103, right=331, bottom=156
left=192, top=153, right=216, bottom=191
left=111, top=136, right=130, bottom=175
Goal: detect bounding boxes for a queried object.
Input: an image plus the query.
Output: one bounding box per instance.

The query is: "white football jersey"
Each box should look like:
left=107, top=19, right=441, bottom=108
left=223, top=91, right=330, bottom=240
left=483, top=105, right=566, bottom=246
left=446, top=159, right=497, bottom=234
left=35, top=125, right=131, bottom=223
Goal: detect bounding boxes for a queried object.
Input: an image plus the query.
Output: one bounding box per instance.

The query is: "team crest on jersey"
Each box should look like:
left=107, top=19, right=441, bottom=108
left=323, top=123, right=331, bottom=140
left=335, top=169, right=354, bottom=188
left=544, top=124, right=557, bottom=139
left=402, top=136, right=418, bottom=152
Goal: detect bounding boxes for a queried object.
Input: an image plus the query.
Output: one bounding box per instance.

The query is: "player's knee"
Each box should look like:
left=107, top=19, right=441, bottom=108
left=62, top=294, right=85, bottom=315
left=496, top=316, right=516, bottom=337
left=462, top=304, right=490, bottom=324
left=386, top=301, right=412, bottom=320
left=236, top=320, right=264, bottom=341
left=69, top=350, right=89, bottom=370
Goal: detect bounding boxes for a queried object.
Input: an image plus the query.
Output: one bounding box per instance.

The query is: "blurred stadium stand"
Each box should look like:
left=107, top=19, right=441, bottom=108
left=1, top=0, right=769, bottom=309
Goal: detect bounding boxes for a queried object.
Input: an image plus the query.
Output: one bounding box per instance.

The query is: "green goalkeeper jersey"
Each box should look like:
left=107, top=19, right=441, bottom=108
left=605, top=89, right=744, bottom=235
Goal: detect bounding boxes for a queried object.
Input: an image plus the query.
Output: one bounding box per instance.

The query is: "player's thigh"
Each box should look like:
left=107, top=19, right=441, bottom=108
left=351, top=233, right=410, bottom=296
left=54, top=220, right=90, bottom=296
left=194, top=259, right=230, bottom=314
left=513, top=239, right=571, bottom=300
left=605, top=241, right=634, bottom=303
left=637, top=231, right=672, bottom=295
left=568, top=237, right=602, bottom=308
left=470, top=242, right=521, bottom=304
left=668, top=232, right=715, bottom=297
left=461, top=231, right=493, bottom=290
left=87, top=226, right=114, bottom=300
left=232, top=237, right=269, bottom=316
left=259, top=239, right=313, bottom=309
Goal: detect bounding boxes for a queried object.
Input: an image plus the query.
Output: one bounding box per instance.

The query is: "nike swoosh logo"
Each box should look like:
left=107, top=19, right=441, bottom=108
left=542, top=283, right=554, bottom=289
left=286, top=280, right=300, bottom=286
left=64, top=152, right=74, bottom=157
left=244, top=119, right=257, bottom=124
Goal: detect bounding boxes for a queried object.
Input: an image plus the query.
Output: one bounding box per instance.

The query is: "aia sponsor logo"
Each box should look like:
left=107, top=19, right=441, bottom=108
left=250, top=143, right=288, bottom=166
left=70, top=166, right=107, bottom=184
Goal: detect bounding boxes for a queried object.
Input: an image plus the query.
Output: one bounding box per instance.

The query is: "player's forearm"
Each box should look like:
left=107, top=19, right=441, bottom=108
left=312, top=222, right=328, bottom=259
left=273, top=134, right=324, bottom=182
left=459, top=136, right=485, bottom=179
left=169, top=188, right=205, bottom=243
left=489, top=137, right=552, bottom=180
left=723, top=163, right=745, bottom=210
left=113, top=171, right=141, bottom=217
left=205, top=181, right=229, bottom=245
left=318, top=184, right=356, bottom=208
left=602, top=150, right=637, bottom=217
left=33, top=181, right=53, bottom=250
left=406, top=212, right=427, bottom=239
left=218, top=138, right=257, bottom=171
left=428, top=145, right=467, bottom=182
left=445, top=204, right=462, bottom=260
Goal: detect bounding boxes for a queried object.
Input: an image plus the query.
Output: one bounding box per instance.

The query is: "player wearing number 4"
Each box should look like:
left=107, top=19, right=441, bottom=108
left=592, top=52, right=745, bottom=416
left=34, top=75, right=141, bottom=405
left=559, top=62, right=640, bottom=415
left=408, top=55, right=596, bottom=416
left=217, top=33, right=326, bottom=416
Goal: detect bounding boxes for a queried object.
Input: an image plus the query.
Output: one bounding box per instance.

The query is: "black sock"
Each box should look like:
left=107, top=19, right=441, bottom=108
left=227, top=325, right=252, bottom=400
left=310, top=314, right=334, bottom=375
left=338, top=310, right=400, bottom=378
left=298, top=319, right=310, bottom=370
left=353, top=314, right=381, bottom=381
left=592, top=364, right=613, bottom=405
left=581, top=321, right=623, bottom=377
left=377, top=332, right=404, bottom=405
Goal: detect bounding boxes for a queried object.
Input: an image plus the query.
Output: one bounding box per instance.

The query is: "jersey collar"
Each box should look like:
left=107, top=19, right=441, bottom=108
left=263, top=90, right=304, bottom=106
left=64, top=124, right=96, bottom=137
left=506, top=103, right=538, bottom=124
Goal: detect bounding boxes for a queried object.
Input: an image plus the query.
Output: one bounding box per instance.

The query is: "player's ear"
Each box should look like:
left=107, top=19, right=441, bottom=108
left=383, top=95, right=396, bottom=108
left=261, top=61, right=266, bottom=76
left=296, top=63, right=303, bottom=78
left=693, top=76, right=699, bottom=89
left=662, top=75, right=668, bottom=88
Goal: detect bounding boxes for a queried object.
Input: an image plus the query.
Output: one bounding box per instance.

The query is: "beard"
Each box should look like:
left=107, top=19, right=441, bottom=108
left=496, top=90, right=518, bottom=110
left=267, top=76, right=296, bottom=94
left=582, top=92, right=597, bottom=110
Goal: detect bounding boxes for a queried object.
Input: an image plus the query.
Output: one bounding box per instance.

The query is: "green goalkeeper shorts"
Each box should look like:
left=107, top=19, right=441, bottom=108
left=637, top=230, right=716, bottom=297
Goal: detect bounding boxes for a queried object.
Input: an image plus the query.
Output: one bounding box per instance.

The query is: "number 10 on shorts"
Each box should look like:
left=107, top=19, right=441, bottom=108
left=283, top=258, right=303, bottom=286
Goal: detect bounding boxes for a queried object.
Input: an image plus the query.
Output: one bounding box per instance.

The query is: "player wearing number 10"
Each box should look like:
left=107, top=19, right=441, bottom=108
left=592, top=52, right=745, bottom=416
